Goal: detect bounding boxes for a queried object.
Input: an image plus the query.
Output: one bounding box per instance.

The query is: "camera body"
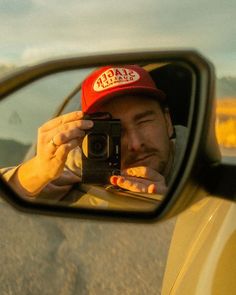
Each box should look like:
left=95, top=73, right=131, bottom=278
left=81, top=119, right=121, bottom=184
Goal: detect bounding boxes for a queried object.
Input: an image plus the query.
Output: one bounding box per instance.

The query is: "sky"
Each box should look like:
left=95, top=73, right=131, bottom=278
left=0, top=0, right=235, bottom=77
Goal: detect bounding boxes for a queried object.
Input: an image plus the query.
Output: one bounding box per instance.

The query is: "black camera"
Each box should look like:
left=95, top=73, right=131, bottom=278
left=81, top=119, right=121, bottom=184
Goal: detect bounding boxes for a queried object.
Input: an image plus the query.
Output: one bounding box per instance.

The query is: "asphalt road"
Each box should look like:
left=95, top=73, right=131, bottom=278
left=0, top=197, right=176, bottom=295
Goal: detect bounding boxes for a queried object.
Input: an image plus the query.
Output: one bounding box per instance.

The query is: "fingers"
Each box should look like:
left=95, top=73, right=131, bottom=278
left=110, top=166, right=167, bottom=194
left=122, top=166, right=165, bottom=182
left=54, top=139, right=81, bottom=162
left=52, top=127, right=86, bottom=146
left=40, top=111, right=84, bottom=132
left=38, top=115, right=93, bottom=148
left=53, top=118, right=93, bottom=134
left=110, top=175, right=158, bottom=193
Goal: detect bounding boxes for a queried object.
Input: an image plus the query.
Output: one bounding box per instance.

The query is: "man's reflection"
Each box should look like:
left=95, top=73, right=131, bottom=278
left=1, top=65, right=187, bottom=201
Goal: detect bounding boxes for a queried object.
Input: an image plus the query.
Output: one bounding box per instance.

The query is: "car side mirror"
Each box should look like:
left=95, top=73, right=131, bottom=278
left=0, top=50, right=235, bottom=222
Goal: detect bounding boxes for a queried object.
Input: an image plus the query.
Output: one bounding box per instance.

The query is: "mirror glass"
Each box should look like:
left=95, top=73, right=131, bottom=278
left=0, top=62, right=194, bottom=212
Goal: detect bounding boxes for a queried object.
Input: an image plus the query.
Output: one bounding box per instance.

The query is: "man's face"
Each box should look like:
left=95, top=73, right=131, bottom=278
left=98, top=94, right=174, bottom=178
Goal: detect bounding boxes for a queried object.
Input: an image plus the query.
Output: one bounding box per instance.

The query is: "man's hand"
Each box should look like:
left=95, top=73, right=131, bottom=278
left=15, top=111, right=93, bottom=196
left=110, top=166, right=168, bottom=194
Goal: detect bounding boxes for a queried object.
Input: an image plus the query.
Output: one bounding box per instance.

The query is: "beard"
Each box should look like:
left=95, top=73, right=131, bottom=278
left=121, top=148, right=167, bottom=175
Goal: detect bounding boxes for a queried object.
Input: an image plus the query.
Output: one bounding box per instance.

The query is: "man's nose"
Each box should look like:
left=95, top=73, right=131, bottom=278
left=125, top=129, right=144, bottom=152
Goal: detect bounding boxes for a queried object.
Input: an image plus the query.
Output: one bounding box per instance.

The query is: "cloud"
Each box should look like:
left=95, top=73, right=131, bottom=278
left=20, top=43, right=88, bottom=63
left=0, top=0, right=235, bottom=75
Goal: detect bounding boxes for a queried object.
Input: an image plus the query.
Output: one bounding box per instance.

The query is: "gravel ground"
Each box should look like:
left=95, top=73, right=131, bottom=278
left=0, top=198, right=176, bottom=295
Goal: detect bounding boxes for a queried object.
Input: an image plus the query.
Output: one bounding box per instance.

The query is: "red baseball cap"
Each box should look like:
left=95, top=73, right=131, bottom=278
left=81, top=65, right=166, bottom=113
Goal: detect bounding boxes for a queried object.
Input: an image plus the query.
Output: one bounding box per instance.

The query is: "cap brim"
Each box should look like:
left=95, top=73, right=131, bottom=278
left=86, top=86, right=166, bottom=113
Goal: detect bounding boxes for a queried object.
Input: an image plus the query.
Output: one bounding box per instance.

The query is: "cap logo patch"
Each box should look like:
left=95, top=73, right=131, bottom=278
left=93, top=67, right=140, bottom=92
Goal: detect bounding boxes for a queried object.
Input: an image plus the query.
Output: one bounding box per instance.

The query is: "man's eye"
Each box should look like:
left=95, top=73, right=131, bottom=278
left=138, top=119, right=153, bottom=125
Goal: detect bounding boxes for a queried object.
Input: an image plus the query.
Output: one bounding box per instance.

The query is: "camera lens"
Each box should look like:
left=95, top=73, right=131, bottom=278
left=88, top=134, right=107, bottom=159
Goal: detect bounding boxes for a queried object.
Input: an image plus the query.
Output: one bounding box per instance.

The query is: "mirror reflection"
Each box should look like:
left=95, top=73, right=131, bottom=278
left=0, top=62, right=193, bottom=212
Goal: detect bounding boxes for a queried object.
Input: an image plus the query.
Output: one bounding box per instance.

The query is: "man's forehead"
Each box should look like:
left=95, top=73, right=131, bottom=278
left=98, top=94, right=162, bottom=120
left=100, top=93, right=161, bottom=110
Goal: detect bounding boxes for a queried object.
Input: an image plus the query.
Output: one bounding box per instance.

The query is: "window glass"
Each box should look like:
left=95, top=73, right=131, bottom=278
left=0, top=69, right=92, bottom=166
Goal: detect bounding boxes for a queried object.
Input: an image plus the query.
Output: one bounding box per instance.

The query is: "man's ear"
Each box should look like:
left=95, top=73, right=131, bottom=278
left=164, top=108, right=174, bottom=138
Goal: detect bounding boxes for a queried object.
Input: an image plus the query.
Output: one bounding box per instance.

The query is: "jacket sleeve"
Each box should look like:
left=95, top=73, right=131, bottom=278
left=0, top=147, right=82, bottom=200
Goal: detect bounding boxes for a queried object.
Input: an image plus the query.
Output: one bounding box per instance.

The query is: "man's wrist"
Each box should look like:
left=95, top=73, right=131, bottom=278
left=14, top=158, right=49, bottom=197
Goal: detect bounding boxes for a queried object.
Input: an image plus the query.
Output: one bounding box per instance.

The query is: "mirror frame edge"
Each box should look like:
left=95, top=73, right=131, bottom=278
left=0, top=49, right=226, bottom=221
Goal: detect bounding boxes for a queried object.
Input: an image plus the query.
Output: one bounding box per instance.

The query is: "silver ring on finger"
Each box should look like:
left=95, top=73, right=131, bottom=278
left=50, top=137, right=59, bottom=148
